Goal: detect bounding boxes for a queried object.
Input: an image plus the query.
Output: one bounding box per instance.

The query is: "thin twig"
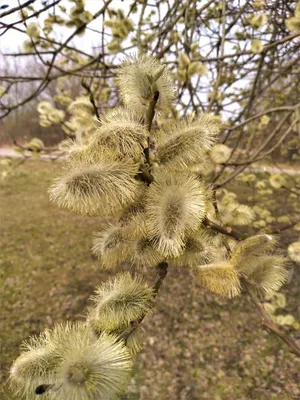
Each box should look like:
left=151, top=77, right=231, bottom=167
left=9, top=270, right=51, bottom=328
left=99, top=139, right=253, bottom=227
left=143, top=90, right=159, bottom=176
left=243, top=282, right=300, bottom=357
left=81, top=79, right=100, bottom=119
left=207, top=0, right=226, bottom=112
left=203, top=218, right=247, bottom=240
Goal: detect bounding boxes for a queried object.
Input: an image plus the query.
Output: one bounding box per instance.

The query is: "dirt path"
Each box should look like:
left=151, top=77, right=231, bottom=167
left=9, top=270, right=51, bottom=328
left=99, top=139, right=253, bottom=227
left=0, top=147, right=64, bottom=161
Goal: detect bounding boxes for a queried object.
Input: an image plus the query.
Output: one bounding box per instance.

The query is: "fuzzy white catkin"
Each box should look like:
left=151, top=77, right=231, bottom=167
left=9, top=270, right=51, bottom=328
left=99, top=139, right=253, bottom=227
left=87, top=272, right=154, bottom=333
left=10, top=323, right=133, bottom=400
left=116, top=55, right=175, bottom=117
left=145, top=171, right=208, bottom=257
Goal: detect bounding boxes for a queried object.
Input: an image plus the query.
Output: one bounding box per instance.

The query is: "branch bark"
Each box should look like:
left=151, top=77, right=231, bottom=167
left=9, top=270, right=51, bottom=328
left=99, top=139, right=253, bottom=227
left=244, top=282, right=300, bottom=358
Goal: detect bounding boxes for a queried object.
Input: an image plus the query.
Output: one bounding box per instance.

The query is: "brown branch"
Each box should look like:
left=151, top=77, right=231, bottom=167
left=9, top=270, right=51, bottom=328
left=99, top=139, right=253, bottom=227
left=137, top=169, right=154, bottom=185
left=215, top=111, right=294, bottom=187
left=263, top=218, right=300, bottom=235
left=191, top=31, right=300, bottom=64
left=244, top=283, right=300, bottom=358
left=81, top=79, right=100, bottom=119
left=0, top=0, right=35, bottom=18
left=203, top=218, right=247, bottom=240
left=152, top=262, right=168, bottom=295
left=144, top=90, right=159, bottom=169
left=225, top=103, right=300, bottom=133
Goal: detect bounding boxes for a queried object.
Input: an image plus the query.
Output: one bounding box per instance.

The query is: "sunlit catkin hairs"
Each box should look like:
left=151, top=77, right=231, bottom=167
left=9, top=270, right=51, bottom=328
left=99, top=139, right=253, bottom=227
left=92, top=223, right=131, bottom=269
left=230, top=234, right=276, bottom=264
left=129, top=236, right=165, bottom=269
left=120, top=217, right=165, bottom=268
left=87, top=272, right=155, bottom=333
left=50, top=329, right=132, bottom=400
left=86, top=118, right=148, bottom=162
left=68, top=96, right=95, bottom=117
left=145, top=171, right=208, bottom=257
left=171, top=230, right=216, bottom=267
left=230, top=235, right=289, bottom=296
left=155, top=114, right=221, bottom=169
left=9, top=334, right=57, bottom=399
left=49, top=160, right=141, bottom=216
left=100, top=106, right=143, bottom=124
left=116, top=54, right=175, bottom=118
left=237, top=255, right=289, bottom=296
left=125, top=325, right=145, bottom=355
left=11, top=322, right=133, bottom=400
left=194, top=261, right=241, bottom=298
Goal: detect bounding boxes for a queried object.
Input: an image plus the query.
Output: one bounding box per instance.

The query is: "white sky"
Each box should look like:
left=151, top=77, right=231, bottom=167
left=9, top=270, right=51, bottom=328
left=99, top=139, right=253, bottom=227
left=0, top=0, right=132, bottom=53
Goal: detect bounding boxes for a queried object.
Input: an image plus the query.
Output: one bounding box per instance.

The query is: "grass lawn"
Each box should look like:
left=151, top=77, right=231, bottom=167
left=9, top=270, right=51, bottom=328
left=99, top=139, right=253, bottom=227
left=0, top=160, right=299, bottom=400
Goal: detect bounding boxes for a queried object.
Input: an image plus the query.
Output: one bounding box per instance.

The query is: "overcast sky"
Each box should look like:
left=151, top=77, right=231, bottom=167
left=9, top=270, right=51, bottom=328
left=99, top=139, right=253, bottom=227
left=0, top=0, right=133, bottom=53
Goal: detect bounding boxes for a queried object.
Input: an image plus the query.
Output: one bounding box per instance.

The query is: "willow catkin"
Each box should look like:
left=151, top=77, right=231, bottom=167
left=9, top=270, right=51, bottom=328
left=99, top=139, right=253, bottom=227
left=230, top=234, right=276, bottom=265
left=49, top=161, right=141, bottom=216
left=116, top=54, right=175, bottom=117
left=87, top=119, right=148, bottom=162
left=236, top=255, right=289, bottom=296
left=210, top=144, right=232, bottom=164
left=92, top=223, right=131, bottom=269
left=156, top=114, right=221, bottom=169
left=68, top=96, right=95, bottom=116
left=87, top=272, right=154, bottom=333
left=194, top=261, right=241, bottom=298
left=50, top=325, right=132, bottom=400
left=171, top=230, right=216, bottom=267
left=145, top=171, right=208, bottom=257
left=288, top=241, right=300, bottom=263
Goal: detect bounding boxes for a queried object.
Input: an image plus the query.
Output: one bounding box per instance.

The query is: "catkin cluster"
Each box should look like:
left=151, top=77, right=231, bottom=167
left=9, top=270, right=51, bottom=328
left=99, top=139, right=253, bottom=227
left=10, top=273, right=154, bottom=400
left=11, top=55, right=289, bottom=399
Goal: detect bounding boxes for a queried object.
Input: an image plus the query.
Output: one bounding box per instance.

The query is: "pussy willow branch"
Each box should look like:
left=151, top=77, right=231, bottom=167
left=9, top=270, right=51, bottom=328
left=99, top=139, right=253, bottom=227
left=204, top=216, right=300, bottom=240
left=117, top=91, right=166, bottom=345
left=35, top=88, right=162, bottom=397
left=243, top=281, right=300, bottom=357
left=203, top=218, right=247, bottom=240
left=205, top=218, right=300, bottom=357
left=263, top=217, right=300, bottom=234
left=146, top=91, right=159, bottom=131
left=204, top=217, right=300, bottom=358
left=0, top=0, right=35, bottom=18
left=142, top=90, right=159, bottom=180
left=35, top=262, right=169, bottom=396
left=211, top=189, right=232, bottom=255
left=119, top=89, right=164, bottom=342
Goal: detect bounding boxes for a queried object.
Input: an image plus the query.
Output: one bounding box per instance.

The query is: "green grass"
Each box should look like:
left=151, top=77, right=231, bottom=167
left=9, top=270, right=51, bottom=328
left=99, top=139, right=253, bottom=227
left=0, top=160, right=299, bottom=400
